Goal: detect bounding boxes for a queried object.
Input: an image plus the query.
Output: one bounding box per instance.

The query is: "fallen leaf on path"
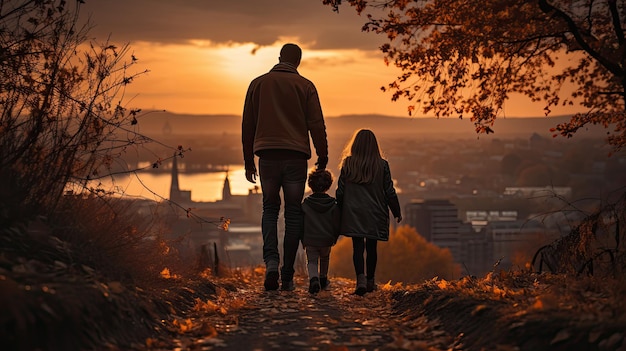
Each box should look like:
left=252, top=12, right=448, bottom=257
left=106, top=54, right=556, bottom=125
left=550, top=329, right=571, bottom=344
left=471, top=304, right=487, bottom=316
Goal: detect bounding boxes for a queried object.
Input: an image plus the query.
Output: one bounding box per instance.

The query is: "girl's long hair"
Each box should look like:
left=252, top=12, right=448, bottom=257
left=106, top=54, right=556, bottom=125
left=339, top=129, right=384, bottom=184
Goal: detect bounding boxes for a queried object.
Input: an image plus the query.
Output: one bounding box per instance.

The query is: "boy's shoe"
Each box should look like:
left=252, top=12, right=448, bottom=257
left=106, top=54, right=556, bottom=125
left=319, top=276, right=330, bottom=290
left=354, top=286, right=366, bottom=296
left=281, top=280, right=295, bottom=291
left=309, top=277, right=321, bottom=294
left=366, top=278, right=377, bottom=292
left=264, top=271, right=279, bottom=291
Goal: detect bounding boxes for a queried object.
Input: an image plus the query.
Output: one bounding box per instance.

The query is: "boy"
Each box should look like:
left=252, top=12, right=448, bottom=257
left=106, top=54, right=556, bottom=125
left=302, top=169, right=340, bottom=294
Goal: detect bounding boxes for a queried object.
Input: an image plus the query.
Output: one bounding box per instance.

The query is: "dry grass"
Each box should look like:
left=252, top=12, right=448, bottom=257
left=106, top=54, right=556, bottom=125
left=46, top=195, right=192, bottom=286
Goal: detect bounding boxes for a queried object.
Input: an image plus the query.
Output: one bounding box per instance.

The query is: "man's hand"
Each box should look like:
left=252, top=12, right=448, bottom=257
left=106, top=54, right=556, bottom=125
left=315, top=156, right=328, bottom=170
left=396, top=215, right=402, bottom=223
left=245, top=159, right=257, bottom=184
left=245, top=168, right=257, bottom=183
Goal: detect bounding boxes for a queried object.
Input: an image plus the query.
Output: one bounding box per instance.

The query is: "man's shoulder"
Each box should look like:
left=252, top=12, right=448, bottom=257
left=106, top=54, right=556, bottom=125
left=250, top=71, right=271, bottom=83
left=296, top=74, right=316, bottom=86
left=270, top=68, right=315, bottom=86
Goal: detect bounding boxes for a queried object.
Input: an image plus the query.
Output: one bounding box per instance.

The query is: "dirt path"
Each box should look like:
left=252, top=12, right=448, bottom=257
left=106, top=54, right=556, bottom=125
left=148, top=273, right=453, bottom=351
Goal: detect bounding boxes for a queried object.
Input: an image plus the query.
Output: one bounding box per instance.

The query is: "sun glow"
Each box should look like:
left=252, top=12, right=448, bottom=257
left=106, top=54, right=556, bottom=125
left=102, top=39, right=582, bottom=118
left=191, top=41, right=278, bottom=82
left=119, top=39, right=410, bottom=116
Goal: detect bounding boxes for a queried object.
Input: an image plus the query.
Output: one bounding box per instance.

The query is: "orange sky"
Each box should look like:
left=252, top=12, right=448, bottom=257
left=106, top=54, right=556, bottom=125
left=81, top=1, right=583, bottom=118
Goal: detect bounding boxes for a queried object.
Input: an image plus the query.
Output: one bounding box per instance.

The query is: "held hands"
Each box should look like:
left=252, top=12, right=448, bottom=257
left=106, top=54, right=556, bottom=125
left=395, top=215, right=402, bottom=223
left=315, top=156, right=328, bottom=171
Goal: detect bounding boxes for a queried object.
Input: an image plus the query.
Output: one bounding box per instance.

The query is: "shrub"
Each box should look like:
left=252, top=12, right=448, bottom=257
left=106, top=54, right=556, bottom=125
left=0, top=0, right=147, bottom=224
left=330, top=225, right=460, bottom=283
left=48, top=195, right=187, bottom=285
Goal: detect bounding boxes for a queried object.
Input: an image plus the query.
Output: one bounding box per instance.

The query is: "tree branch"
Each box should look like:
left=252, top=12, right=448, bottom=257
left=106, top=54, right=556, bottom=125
left=538, top=0, right=623, bottom=78
left=608, top=0, right=625, bottom=46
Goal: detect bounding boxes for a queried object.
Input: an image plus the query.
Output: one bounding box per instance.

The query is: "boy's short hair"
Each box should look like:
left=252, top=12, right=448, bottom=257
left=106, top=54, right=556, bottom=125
left=308, top=169, right=333, bottom=193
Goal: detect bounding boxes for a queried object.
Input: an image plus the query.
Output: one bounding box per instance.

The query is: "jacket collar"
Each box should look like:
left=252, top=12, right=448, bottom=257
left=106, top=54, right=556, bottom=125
left=270, top=62, right=299, bottom=74
left=310, top=192, right=331, bottom=198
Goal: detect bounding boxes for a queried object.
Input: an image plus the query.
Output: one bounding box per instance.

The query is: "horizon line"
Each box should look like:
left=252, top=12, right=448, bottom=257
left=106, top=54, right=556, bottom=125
left=136, top=109, right=574, bottom=120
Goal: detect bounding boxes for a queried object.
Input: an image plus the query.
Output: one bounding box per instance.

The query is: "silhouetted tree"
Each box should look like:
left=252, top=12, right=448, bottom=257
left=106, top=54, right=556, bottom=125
left=0, top=0, right=147, bottom=221
left=323, top=0, right=626, bottom=153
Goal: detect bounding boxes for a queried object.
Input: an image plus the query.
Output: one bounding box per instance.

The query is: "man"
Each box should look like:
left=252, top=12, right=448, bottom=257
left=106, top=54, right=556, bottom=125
left=242, top=43, right=328, bottom=291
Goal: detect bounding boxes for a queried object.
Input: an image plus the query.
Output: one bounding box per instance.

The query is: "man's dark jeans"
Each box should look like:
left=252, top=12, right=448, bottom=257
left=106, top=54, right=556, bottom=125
left=258, top=158, right=307, bottom=282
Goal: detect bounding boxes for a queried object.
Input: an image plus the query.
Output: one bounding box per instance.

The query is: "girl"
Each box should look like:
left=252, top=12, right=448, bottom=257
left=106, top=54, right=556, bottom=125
left=336, top=129, right=402, bottom=296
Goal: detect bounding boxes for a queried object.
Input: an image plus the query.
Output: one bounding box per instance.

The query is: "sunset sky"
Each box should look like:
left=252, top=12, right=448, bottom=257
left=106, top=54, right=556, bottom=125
left=81, top=0, right=581, bottom=118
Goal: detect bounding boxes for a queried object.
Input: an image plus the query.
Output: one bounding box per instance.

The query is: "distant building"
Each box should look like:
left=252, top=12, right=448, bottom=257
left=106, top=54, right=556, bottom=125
left=405, top=199, right=461, bottom=260
left=404, top=199, right=549, bottom=277
left=222, top=173, right=232, bottom=201
left=169, top=153, right=192, bottom=203
left=465, top=209, right=518, bottom=232
left=503, top=186, right=572, bottom=198
left=168, top=155, right=261, bottom=223
left=458, top=222, right=492, bottom=277
left=529, top=132, right=548, bottom=148
left=167, top=155, right=264, bottom=269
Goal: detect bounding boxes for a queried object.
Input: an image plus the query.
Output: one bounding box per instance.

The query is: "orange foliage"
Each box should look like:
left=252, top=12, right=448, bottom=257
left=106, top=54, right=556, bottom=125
left=160, top=267, right=180, bottom=279
left=330, top=225, right=460, bottom=283
left=172, top=318, right=194, bottom=333
left=324, top=1, right=626, bottom=152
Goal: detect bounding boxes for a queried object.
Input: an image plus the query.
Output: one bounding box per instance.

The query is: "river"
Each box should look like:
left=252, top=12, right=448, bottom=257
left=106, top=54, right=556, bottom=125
left=92, top=165, right=252, bottom=202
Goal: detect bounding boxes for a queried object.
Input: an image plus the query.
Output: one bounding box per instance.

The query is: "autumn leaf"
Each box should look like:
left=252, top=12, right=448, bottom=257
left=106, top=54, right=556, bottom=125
left=551, top=329, right=571, bottom=344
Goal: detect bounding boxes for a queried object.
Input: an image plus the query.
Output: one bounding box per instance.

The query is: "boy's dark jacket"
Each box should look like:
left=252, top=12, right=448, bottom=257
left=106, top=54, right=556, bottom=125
left=302, top=193, right=340, bottom=247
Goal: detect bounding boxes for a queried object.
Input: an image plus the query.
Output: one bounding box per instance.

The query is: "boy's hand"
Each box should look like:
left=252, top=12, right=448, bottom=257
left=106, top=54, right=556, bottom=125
left=315, top=156, right=328, bottom=170
left=396, top=215, right=402, bottom=223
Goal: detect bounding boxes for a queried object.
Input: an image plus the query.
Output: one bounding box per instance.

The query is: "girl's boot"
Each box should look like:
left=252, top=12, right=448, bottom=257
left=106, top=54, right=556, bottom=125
left=366, top=277, right=376, bottom=292
left=355, top=274, right=366, bottom=296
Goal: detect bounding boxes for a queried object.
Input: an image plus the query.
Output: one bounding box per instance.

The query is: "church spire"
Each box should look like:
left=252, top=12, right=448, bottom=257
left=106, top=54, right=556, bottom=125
left=222, top=172, right=231, bottom=201
left=169, top=152, right=180, bottom=201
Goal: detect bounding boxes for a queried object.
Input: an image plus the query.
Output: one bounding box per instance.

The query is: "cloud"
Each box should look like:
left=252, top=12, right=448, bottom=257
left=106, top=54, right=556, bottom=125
left=80, top=0, right=384, bottom=50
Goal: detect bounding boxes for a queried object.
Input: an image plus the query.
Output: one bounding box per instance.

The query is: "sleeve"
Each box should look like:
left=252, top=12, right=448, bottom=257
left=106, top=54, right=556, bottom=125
left=335, top=168, right=345, bottom=209
left=388, top=194, right=402, bottom=219
left=383, top=161, right=402, bottom=218
left=382, top=161, right=397, bottom=199
left=331, top=203, right=341, bottom=242
left=306, top=84, right=328, bottom=159
left=242, top=82, right=257, bottom=163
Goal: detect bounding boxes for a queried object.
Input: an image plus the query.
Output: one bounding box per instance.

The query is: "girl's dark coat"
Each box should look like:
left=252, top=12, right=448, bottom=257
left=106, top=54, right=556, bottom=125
left=336, top=159, right=401, bottom=241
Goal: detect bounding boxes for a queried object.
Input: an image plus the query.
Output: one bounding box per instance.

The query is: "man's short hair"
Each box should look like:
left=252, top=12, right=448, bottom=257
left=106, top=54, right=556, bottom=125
left=308, top=169, right=333, bottom=193
left=280, top=43, right=302, bottom=65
